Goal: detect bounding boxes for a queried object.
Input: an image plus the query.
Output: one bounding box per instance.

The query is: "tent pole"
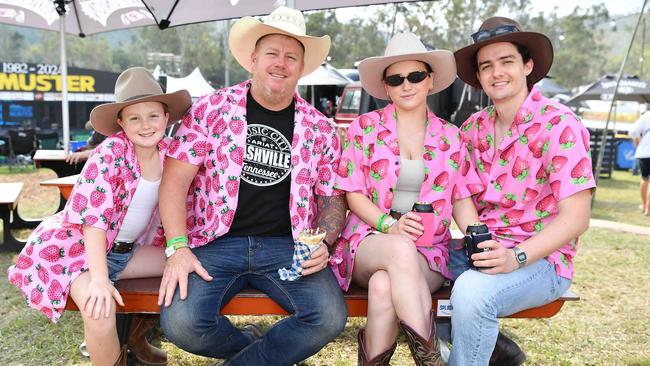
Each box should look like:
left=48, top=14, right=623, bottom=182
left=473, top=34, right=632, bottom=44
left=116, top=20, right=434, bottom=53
left=60, top=12, right=70, bottom=155
left=593, top=0, right=648, bottom=193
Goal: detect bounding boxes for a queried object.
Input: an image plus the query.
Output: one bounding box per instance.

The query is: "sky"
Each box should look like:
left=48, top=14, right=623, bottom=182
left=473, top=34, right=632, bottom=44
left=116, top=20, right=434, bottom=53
left=528, top=0, right=644, bottom=17
left=336, top=1, right=646, bottom=22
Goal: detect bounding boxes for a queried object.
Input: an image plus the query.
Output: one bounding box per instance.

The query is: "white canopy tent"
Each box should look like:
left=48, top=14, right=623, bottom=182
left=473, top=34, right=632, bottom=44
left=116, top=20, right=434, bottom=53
left=165, top=67, right=215, bottom=100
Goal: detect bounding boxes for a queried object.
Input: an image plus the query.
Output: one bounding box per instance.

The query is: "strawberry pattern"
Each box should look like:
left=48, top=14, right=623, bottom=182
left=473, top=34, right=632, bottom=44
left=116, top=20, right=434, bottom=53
left=7, top=132, right=168, bottom=322
left=460, top=87, right=596, bottom=280
left=167, top=81, right=341, bottom=246
left=331, top=104, right=482, bottom=291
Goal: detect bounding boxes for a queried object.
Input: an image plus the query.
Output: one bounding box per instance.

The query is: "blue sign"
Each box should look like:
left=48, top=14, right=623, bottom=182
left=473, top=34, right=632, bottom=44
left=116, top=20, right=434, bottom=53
left=616, top=139, right=636, bottom=170
left=9, top=103, right=33, bottom=118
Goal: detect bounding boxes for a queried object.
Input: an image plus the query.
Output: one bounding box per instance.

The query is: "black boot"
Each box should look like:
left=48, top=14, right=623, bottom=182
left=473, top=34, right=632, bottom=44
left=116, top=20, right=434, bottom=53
left=489, top=332, right=526, bottom=366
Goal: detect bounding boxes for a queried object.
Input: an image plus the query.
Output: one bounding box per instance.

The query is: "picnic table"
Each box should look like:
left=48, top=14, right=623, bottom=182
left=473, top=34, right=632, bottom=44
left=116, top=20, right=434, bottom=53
left=40, top=174, right=79, bottom=201
left=0, top=182, right=27, bottom=251
left=34, top=150, right=84, bottom=211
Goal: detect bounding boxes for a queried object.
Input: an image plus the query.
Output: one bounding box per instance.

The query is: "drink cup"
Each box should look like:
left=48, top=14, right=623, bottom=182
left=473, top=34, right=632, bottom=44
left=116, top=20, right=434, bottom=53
left=412, top=202, right=434, bottom=247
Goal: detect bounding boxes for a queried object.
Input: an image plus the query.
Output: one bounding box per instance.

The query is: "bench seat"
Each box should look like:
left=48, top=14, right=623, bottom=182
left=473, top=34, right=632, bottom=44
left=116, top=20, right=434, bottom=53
left=64, top=277, right=579, bottom=318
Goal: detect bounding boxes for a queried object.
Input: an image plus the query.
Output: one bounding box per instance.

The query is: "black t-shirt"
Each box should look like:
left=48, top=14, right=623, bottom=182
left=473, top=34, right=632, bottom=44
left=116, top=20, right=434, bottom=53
left=225, top=91, right=294, bottom=237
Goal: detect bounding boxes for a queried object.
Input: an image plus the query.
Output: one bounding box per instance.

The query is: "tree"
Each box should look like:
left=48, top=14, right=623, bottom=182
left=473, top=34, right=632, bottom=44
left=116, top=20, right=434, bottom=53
left=523, top=4, right=610, bottom=89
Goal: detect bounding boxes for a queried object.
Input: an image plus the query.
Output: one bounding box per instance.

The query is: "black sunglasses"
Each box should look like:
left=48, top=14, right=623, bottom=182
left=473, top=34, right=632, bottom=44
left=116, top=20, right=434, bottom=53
left=471, top=25, right=519, bottom=43
left=384, top=71, right=429, bottom=87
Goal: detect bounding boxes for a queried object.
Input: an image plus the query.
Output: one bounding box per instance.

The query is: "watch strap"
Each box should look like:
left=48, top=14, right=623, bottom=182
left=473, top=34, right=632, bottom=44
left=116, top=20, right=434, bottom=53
left=512, top=246, right=527, bottom=268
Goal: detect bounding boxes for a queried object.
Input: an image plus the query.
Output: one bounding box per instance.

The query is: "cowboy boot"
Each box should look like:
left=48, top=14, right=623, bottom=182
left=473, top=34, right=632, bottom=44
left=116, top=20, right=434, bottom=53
left=357, top=328, right=397, bottom=366
left=489, top=332, right=526, bottom=366
left=113, top=344, right=128, bottom=366
left=127, top=314, right=167, bottom=365
left=400, top=311, right=444, bottom=366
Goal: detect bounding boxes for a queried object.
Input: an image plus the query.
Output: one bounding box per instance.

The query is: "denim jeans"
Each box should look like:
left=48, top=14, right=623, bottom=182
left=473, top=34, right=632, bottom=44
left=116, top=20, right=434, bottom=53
left=159, top=235, right=347, bottom=366
left=445, top=246, right=571, bottom=366
left=106, top=245, right=137, bottom=282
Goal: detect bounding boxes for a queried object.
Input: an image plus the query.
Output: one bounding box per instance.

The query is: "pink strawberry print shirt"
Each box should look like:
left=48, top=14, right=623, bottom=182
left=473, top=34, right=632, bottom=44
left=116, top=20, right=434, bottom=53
left=7, top=132, right=168, bottom=322
left=167, top=80, right=341, bottom=246
left=460, top=87, right=596, bottom=280
left=331, top=104, right=483, bottom=291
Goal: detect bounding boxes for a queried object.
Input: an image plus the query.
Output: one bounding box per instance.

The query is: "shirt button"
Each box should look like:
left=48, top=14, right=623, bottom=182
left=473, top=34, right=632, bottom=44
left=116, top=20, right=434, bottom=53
left=395, top=161, right=399, bottom=165
left=482, top=214, right=487, bottom=218
left=490, top=180, right=494, bottom=184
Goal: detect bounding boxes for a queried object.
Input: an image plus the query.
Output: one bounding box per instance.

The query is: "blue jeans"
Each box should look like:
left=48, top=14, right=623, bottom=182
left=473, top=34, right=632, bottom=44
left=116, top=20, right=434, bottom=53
left=159, top=235, right=347, bottom=366
left=106, top=246, right=137, bottom=282
left=445, top=246, right=571, bottom=366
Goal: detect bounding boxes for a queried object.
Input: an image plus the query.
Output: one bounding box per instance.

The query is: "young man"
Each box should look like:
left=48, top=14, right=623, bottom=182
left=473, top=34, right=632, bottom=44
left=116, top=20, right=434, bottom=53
left=449, top=17, right=596, bottom=365
left=156, top=7, right=348, bottom=366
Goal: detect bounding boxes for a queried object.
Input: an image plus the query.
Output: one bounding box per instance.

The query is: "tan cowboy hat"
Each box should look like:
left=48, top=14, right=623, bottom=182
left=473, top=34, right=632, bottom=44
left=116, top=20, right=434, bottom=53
left=454, top=16, right=553, bottom=89
left=228, top=6, right=331, bottom=77
left=90, top=67, right=191, bottom=136
left=358, top=32, right=456, bottom=100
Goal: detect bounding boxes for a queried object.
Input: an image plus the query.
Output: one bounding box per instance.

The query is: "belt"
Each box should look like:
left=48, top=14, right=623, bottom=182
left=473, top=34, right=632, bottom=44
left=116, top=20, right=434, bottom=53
left=111, top=241, right=134, bottom=254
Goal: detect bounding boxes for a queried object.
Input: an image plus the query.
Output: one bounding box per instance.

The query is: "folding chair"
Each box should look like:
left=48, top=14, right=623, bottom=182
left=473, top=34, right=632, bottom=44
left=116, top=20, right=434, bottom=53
left=8, top=128, right=37, bottom=169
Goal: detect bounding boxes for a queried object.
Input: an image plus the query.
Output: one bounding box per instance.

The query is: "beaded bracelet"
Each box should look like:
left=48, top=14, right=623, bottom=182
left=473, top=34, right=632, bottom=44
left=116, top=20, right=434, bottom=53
left=166, top=235, right=188, bottom=248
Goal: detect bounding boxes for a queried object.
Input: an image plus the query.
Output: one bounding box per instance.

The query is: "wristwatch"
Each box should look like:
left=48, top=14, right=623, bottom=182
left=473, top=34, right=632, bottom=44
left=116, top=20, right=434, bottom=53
left=165, top=242, right=188, bottom=258
left=512, top=247, right=527, bottom=268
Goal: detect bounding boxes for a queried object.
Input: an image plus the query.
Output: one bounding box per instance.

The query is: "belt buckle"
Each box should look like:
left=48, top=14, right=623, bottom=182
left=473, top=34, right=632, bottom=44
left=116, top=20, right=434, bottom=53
left=112, top=241, right=134, bottom=254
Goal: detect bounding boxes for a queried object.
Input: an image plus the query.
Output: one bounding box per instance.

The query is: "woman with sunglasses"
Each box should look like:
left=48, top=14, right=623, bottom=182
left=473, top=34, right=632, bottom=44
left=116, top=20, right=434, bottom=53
left=331, top=33, right=484, bottom=366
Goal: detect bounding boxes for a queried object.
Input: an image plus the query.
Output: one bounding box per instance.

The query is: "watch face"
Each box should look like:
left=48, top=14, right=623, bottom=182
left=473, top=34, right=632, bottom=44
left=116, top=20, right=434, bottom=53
left=516, top=251, right=527, bottom=262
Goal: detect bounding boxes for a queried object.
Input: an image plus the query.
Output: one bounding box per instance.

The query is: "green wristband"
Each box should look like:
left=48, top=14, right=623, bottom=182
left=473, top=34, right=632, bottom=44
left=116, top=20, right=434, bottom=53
left=377, top=214, right=388, bottom=232
left=166, top=235, right=188, bottom=248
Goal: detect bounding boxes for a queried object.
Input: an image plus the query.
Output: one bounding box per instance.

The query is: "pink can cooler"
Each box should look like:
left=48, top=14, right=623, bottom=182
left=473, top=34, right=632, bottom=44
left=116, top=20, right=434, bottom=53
left=412, top=202, right=435, bottom=247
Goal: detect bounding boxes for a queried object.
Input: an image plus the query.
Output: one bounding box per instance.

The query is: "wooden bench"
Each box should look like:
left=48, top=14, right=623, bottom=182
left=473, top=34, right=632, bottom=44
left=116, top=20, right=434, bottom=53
left=64, top=276, right=579, bottom=319
left=0, top=182, right=28, bottom=251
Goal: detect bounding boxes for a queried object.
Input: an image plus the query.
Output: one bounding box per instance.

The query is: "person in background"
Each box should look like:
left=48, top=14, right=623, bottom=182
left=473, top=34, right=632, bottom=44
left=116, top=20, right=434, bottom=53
left=8, top=67, right=191, bottom=366
left=448, top=16, right=596, bottom=366
left=65, top=120, right=107, bottom=165
left=630, top=107, right=650, bottom=215
left=332, top=32, right=483, bottom=366
left=156, top=7, right=348, bottom=366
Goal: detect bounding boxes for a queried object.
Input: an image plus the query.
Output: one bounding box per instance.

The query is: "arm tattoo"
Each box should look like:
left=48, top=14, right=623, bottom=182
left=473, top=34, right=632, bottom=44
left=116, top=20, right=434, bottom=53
left=315, top=194, right=348, bottom=251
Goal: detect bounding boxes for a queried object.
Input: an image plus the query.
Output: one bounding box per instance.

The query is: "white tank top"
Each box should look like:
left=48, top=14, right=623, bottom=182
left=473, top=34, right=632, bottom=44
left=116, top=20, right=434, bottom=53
left=115, top=177, right=161, bottom=243
left=391, top=158, right=425, bottom=213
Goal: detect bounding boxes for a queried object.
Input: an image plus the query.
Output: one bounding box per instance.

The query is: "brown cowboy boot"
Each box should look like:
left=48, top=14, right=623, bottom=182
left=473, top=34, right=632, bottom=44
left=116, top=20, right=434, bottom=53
left=357, top=328, right=397, bottom=366
left=127, top=314, right=167, bottom=365
left=400, top=311, right=444, bottom=366
left=113, top=344, right=128, bottom=366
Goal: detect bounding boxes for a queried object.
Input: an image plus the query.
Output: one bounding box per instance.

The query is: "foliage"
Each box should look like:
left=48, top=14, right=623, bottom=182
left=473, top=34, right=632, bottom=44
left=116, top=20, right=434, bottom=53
left=0, top=1, right=637, bottom=93
left=522, top=4, right=610, bottom=89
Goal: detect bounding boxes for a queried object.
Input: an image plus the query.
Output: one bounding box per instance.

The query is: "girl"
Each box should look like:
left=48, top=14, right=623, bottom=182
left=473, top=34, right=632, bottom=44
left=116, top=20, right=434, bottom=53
left=331, top=33, right=484, bottom=366
left=7, top=67, right=191, bottom=366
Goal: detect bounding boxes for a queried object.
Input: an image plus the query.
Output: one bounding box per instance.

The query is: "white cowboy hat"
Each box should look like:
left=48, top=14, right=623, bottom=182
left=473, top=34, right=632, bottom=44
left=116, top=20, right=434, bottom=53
left=228, top=6, right=331, bottom=77
left=358, top=32, right=456, bottom=100
left=90, top=67, right=191, bottom=136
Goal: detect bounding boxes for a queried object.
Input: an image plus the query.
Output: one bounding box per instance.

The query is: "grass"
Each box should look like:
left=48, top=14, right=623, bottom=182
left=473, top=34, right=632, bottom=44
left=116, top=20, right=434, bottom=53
left=591, top=169, right=649, bottom=227
left=1, top=168, right=649, bottom=365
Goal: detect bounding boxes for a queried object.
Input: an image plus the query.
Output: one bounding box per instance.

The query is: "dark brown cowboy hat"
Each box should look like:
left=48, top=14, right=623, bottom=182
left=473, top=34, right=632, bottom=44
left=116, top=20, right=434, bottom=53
left=454, top=16, right=553, bottom=89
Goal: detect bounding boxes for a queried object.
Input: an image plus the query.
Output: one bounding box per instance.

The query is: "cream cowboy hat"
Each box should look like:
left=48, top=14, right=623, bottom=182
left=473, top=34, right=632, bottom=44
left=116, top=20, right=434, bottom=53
left=228, top=6, right=331, bottom=77
left=358, top=32, right=456, bottom=100
left=90, top=67, right=191, bottom=136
